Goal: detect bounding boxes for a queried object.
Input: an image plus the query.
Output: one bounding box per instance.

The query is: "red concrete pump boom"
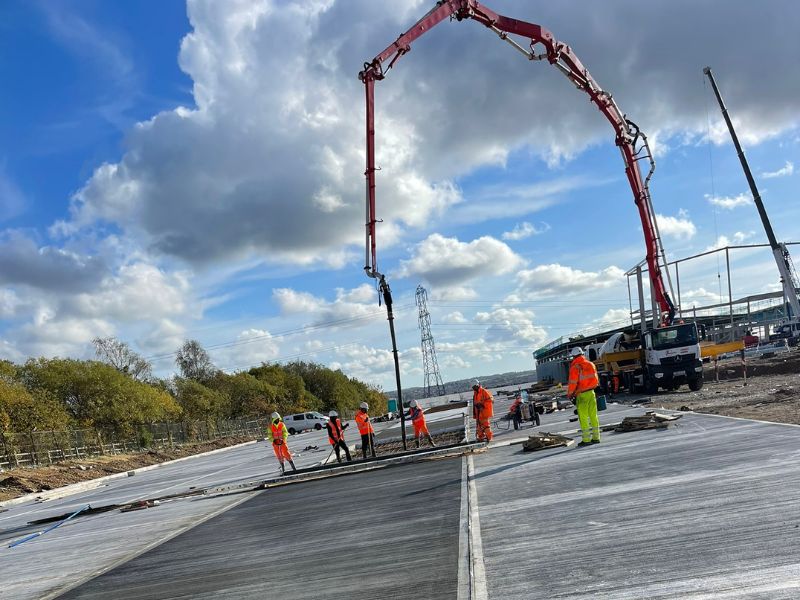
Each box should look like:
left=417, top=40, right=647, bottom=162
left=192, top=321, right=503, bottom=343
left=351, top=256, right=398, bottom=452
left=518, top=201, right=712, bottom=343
left=359, top=0, right=676, bottom=326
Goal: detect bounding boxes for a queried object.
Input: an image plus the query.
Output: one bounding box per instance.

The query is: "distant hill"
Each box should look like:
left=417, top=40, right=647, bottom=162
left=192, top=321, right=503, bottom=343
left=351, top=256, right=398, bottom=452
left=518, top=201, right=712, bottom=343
left=388, top=370, right=537, bottom=401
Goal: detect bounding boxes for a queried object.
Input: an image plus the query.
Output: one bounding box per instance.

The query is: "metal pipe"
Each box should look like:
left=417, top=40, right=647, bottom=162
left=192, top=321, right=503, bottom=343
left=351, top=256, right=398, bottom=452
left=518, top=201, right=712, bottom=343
left=726, top=247, right=734, bottom=329
left=636, top=265, right=647, bottom=337
left=380, top=276, right=407, bottom=450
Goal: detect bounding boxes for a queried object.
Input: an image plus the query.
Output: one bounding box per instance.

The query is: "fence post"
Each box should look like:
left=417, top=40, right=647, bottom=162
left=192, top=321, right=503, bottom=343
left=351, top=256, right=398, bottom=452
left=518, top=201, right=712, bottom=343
left=1, top=430, right=15, bottom=468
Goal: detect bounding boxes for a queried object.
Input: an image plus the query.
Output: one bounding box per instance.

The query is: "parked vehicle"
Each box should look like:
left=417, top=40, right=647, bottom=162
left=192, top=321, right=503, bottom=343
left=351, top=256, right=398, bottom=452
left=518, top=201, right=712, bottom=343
left=283, top=412, right=329, bottom=434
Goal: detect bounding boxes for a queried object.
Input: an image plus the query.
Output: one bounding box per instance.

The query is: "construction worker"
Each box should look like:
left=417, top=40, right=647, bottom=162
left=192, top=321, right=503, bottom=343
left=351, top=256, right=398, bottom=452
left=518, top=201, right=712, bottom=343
left=472, top=380, right=494, bottom=442
left=326, top=410, right=352, bottom=463
left=567, top=347, right=600, bottom=447
left=355, top=401, right=377, bottom=459
left=267, top=412, right=297, bottom=474
left=406, top=400, right=436, bottom=448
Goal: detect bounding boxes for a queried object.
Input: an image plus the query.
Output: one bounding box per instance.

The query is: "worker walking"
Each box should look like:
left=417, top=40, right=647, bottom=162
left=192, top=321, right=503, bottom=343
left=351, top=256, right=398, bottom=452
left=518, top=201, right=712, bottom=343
left=326, top=410, right=352, bottom=463
left=567, top=347, right=601, bottom=447
left=355, top=402, right=377, bottom=459
left=267, top=412, right=297, bottom=474
left=472, top=380, right=494, bottom=442
left=406, top=400, right=436, bottom=448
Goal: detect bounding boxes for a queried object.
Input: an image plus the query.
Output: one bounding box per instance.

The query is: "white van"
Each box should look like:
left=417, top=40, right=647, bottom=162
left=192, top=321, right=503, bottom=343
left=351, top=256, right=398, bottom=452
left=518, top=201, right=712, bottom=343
left=284, top=412, right=329, bottom=434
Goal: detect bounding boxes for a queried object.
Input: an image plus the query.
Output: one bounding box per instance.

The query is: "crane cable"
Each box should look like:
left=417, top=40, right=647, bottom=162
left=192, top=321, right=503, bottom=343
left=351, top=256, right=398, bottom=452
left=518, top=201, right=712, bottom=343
left=703, top=73, right=725, bottom=304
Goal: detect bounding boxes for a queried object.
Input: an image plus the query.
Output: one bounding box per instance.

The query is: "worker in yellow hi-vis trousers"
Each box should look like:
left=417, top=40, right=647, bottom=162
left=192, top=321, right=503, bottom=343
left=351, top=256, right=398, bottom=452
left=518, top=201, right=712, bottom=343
left=567, top=347, right=600, bottom=447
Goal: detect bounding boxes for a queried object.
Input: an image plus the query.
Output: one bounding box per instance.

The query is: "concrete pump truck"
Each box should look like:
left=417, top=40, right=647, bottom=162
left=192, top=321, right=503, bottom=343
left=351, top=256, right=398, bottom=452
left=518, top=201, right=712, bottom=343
left=359, top=0, right=703, bottom=395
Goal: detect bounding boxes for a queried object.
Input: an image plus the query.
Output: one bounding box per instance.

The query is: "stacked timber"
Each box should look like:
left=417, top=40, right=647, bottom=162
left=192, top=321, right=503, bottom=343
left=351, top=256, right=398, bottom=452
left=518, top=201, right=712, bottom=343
left=522, top=432, right=572, bottom=451
left=614, top=412, right=681, bottom=433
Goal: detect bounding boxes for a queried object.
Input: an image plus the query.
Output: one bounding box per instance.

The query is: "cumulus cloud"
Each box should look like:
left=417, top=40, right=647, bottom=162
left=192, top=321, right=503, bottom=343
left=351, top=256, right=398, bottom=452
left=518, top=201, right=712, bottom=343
left=0, top=232, right=109, bottom=292
left=681, top=287, right=723, bottom=307
left=441, top=311, right=468, bottom=324
left=474, top=307, right=548, bottom=345
left=396, top=234, right=523, bottom=286
left=656, top=212, right=697, bottom=240
left=706, top=231, right=755, bottom=250
left=516, top=263, right=625, bottom=297
left=502, top=221, right=550, bottom=241
left=761, top=161, right=794, bottom=179
left=430, top=286, right=478, bottom=301
left=706, top=192, right=752, bottom=210
left=216, top=328, right=281, bottom=371
left=46, top=0, right=800, bottom=272
left=273, top=284, right=383, bottom=328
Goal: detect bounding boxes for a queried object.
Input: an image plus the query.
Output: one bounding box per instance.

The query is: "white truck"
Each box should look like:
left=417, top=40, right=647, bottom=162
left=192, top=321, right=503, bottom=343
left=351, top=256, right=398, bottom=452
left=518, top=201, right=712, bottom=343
left=596, top=322, right=703, bottom=394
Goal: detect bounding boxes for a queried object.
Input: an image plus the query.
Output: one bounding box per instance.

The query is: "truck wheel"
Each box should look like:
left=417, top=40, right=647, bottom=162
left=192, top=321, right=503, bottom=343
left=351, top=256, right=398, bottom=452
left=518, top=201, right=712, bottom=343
left=315, top=423, right=322, bottom=430
left=288, top=428, right=296, bottom=435
left=688, top=378, right=703, bottom=391
left=645, top=379, right=659, bottom=394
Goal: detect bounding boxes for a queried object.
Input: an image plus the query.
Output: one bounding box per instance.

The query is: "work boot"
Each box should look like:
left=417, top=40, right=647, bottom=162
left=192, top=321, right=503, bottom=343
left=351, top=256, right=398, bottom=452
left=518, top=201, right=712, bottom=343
left=577, top=441, right=593, bottom=448
left=427, top=435, right=437, bottom=447
left=289, top=460, right=297, bottom=472
left=415, top=439, right=420, bottom=449
left=279, top=462, right=285, bottom=475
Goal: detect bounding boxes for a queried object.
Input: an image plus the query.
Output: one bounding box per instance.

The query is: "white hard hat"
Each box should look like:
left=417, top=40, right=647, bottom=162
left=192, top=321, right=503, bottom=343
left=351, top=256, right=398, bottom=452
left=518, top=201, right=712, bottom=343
left=360, top=402, right=369, bottom=410
left=570, top=347, right=584, bottom=357
left=472, top=379, right=480, bottom=388
left=329, top=410, right=338, bottom=417
left=409, top=400, right=417, bottom=408
left=271, top=412, right=281, bottom=420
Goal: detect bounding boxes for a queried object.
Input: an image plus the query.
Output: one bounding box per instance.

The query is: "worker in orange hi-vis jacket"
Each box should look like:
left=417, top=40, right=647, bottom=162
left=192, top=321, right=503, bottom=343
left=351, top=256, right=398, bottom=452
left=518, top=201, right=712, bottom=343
left=326, top=410, right=352, bottom=463
left=355, top=402, right=377, bottom=459
left=267, top=412, right=297, bottom=475
left=471, top=380, right=494, bottom=442
left=567, top=347, right=601, bottom=447
left=406, top=400, right=436, bottom=448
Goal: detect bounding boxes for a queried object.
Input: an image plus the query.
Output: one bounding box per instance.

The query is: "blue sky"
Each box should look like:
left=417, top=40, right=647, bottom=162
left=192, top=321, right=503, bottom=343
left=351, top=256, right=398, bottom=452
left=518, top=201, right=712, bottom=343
left=1, top=0, right=798, bottom=390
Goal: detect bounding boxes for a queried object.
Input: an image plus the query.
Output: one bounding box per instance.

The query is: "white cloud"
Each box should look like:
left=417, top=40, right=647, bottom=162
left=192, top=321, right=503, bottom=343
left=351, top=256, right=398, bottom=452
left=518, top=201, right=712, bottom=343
left=216, top=328, right=280, bottom=371
left=706, top=192, right=752, bottom=210
left=656, top=213, right=697, bottom=240
left=761, top=161, right=794, bottom=179
left=474, top=307, right=548, bottom=345
left=516, top=264, right=625, bottom=297
left=502, top=221, right=550, bottom=241
left=681, top=287, right=723, bottom=307
left=706, top=230, right=755, bottom=250
left=441, top=311, right=468, bottom=324
left=396, top=234, right=524, bottom=286
left=593, top=308, right=631, bottom=327
left=273, top=284, right=382, bottom=327
left=430, top=286, right=477, bottom=301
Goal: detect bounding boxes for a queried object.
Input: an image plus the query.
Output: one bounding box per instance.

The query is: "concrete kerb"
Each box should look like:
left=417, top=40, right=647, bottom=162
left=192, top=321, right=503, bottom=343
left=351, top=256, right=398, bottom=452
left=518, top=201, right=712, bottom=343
left=0, top=439, right=259, bottom=509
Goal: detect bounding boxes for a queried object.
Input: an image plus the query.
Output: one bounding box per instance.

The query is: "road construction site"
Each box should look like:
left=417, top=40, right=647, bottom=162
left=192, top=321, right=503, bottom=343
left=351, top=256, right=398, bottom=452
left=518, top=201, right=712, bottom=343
left=3, top=390, right=800, bottom=599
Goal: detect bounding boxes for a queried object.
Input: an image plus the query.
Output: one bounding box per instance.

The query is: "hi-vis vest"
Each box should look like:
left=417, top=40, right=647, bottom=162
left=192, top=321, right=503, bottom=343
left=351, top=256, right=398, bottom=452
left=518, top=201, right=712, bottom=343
left=355, top=411, right=374, bottom=435
left=409, top=406, right=425, bottom=423
left=270, top=421, right=287, bottom=444
left=328, top=418, right=344, bottom=445
left=568, top=356, right=599, bottom=395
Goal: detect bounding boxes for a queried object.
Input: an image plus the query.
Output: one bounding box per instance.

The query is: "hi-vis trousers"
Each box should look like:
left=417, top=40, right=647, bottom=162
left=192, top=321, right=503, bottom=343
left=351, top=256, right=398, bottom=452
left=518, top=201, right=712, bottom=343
left=576, top=390, right=600, bottom=443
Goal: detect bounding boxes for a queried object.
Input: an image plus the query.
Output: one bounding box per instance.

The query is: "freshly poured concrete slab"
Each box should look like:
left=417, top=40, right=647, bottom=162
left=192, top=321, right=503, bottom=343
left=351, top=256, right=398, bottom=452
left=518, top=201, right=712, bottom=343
left=473, top=413, right=800, bottom=599
left=1, top=427, right=334, bottom=600
left=58, top=460, right=463, bottom=600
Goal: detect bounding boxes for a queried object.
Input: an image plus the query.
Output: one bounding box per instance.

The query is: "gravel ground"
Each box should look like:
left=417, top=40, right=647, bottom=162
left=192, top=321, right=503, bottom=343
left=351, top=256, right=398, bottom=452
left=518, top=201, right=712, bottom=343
left=635, top=349, right=800, bottom=425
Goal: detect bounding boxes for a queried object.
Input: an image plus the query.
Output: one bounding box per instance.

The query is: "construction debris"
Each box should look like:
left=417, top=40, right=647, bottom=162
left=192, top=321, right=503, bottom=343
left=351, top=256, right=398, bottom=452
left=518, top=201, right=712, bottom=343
left=614, top=412, right=682, bottom=433
left=522, top=432, right=573, bottom=452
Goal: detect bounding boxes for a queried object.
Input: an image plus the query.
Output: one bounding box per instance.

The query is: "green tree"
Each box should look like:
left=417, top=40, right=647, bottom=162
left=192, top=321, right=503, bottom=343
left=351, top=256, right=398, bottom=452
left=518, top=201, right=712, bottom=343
left=175, top=340, right=218, bottom=382
left=0, top=380, right=72, bottom=432
left=174, top=378, right=229, bottom=422
left=92, top=336, right=153, bottom=382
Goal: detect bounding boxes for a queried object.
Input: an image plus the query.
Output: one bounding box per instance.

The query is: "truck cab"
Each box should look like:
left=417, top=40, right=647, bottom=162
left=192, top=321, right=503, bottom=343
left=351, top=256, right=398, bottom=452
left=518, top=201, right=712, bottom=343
left=644, top=322, right=703, bottom=391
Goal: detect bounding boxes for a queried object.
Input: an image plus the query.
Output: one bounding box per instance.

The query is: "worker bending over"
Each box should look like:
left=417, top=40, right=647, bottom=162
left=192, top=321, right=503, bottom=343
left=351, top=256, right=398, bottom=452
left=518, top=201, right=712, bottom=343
left=472, top=380, right=494, bottom=442
left=406, top=400, right=436, bottom=448
left=267, top=412, right=297, bottom=474
left=355, top=402, right=377, bottom=459
left=326, top=410, right=352, bottom=463
left=567, top=347, right=601, bottom=447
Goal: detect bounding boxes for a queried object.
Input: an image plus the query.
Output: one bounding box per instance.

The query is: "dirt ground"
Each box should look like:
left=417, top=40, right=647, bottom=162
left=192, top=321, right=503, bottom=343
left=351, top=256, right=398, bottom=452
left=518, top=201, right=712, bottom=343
left=638, top=349, right=800, bottom=425
left=0, top=436, right=254, bottom=503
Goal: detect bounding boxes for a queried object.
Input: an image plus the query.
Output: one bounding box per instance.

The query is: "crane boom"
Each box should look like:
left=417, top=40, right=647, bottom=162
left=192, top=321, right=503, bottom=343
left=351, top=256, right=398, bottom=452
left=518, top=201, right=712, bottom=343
left=703, top=67, right=800, bottom=320
left=359, top=0, right=676, bottom=325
